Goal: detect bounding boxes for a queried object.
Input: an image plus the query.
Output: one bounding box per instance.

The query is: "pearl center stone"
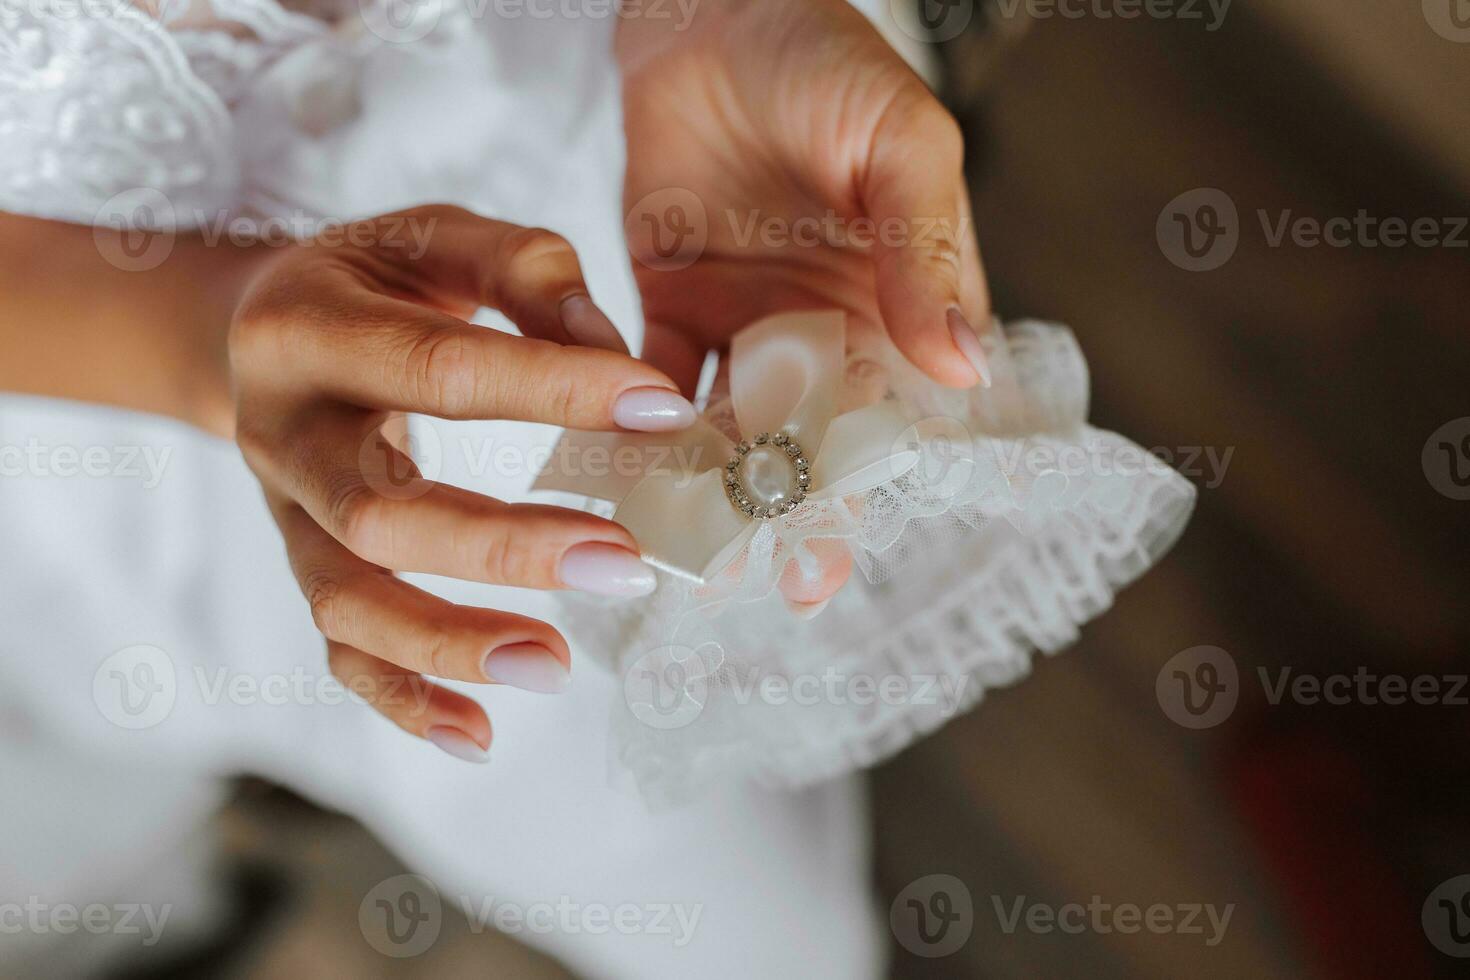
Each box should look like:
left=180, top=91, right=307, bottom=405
left=742, top=445, right=796, bottom=508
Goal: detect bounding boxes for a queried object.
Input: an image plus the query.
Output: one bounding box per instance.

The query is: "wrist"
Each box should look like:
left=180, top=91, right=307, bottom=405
left=174, top=235, right=279, bottom=439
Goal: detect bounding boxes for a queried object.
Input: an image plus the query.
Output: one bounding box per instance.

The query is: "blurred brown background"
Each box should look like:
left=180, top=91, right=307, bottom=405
left=87, top=2, right=1470, bottom=977
left=879, top=2, right=1470, bottom=978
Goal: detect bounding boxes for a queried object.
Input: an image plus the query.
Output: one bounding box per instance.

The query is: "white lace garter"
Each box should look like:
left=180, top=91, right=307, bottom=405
left=534, top=311, right=1196, bottom=807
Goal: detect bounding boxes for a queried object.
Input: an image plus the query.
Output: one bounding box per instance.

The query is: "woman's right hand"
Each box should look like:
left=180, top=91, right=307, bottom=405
left=228, top=205, right=698, bottom=763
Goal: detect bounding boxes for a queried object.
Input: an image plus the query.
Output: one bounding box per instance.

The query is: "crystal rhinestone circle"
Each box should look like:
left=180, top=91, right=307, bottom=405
left=724, top=431, right=811, bottom=520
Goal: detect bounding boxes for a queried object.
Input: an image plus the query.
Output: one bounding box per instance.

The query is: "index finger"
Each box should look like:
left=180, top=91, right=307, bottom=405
left=244, top=283, right=696, bottom=432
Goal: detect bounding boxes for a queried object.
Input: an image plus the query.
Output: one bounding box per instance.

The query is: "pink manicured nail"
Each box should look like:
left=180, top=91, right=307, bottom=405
left=947, top=307, right=993, bottom=389
left=481, top=642, right=570, bottom=693
left=559, top=542, right=657, bottom=597
left=560, top=295, right=629, bottom=354
left=426, top=726, right=489, bottom=764
left=612, top=387, right=696, bottom=432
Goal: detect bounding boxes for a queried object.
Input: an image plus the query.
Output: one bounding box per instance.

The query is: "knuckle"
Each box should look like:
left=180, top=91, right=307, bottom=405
left=482, top=519, right=544, bottom=586
left=401, top=328, right=480, bottom=417
left=230, top=293, right=292, bottom=368
left=303, top=568, right=347, bottom=639
left=543, top=372, right=583, bottom=426
left=327, top=477, right=391, bottom=559
left=496, top=226, right=574, bottom=280
left=420, top=625, right=454, bottom=679
left=489, top=342, right=590, bottom=424
left=532, top=346, right=594, bottom=422
left=919, top=234, right=964, bottom=280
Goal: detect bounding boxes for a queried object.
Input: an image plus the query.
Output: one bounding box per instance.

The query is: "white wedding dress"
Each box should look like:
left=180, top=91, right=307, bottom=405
left=0, top=2, right=1193, bottom=977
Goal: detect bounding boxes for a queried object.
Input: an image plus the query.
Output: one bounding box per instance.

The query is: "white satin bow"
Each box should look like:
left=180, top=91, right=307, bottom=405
left=535, top=311, right=921, bottom=583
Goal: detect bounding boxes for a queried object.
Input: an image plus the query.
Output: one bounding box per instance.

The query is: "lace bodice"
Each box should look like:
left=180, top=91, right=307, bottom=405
left=0, top=0, right=454, bottom=226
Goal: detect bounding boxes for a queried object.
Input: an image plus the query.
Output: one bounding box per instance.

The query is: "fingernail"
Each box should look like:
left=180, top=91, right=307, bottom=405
left=786, top=597, right=832, bottom=621
left=559, top=541, right=657, bottom=597
left=481, top=642, right=570, bottom=694
left=560, top=295, right=629, bottom=354
left=612, top=387, right=696, bottom=432
left=426, top=726, right=489, bottom=764
left=947, top=307, right=993, bottom=389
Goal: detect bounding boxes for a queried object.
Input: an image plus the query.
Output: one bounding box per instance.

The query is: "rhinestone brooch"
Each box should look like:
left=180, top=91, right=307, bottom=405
left=723, top=431, right=811, bottom=520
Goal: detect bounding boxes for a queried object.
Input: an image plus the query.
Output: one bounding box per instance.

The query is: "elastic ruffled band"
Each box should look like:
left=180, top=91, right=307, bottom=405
left=551, top=321, right=1196, bottom=808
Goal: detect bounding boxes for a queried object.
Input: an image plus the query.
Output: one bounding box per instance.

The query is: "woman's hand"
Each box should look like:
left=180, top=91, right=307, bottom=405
left=618, top=0, right=992, bottom=612
left=229, top=205, right=697, bottom=762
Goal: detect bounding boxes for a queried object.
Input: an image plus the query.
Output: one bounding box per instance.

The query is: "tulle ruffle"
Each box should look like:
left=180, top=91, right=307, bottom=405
left=553, top=321, right=1196, bottom=807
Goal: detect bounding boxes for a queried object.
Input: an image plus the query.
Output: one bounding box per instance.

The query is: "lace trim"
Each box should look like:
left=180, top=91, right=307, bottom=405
left=612, top=438, right=1196, bottom=807
left=549, top=321, right=1198, bottom=807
